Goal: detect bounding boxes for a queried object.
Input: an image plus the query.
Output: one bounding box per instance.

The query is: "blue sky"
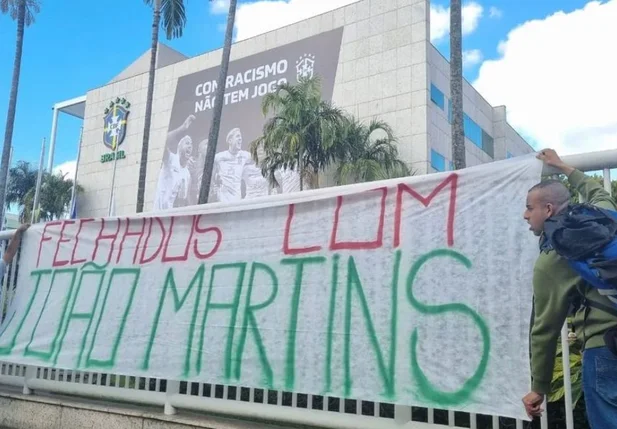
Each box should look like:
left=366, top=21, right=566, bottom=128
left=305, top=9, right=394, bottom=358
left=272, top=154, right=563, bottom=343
left=0, top=0, right=606, bottom=172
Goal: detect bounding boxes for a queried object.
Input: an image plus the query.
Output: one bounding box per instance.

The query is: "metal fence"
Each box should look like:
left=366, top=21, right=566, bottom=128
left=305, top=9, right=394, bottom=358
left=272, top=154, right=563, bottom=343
left=1, top=149, right=616, bottom=429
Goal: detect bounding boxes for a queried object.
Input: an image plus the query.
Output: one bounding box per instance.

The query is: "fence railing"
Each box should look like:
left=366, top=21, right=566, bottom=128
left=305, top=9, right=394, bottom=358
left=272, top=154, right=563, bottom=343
left=1, top=149, right=616, bottom=429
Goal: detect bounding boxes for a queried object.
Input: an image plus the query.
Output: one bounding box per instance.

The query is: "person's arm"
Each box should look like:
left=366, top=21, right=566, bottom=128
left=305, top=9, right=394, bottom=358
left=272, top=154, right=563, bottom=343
left=567, top=169, right=616, bottom=210
left=3, top=224, right=30, bottom=264
left=537, top=149, right=616, bottom=210
left=165, top=115, right=196, bottom=153
left=529, top=264, right=576, bottom=394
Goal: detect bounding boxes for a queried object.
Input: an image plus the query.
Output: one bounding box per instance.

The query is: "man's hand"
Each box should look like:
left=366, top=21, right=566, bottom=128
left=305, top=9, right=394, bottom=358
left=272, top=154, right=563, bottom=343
left=536, top=149, right=575, bottom=176
left=182, top=114, right=196, bottom=131
left=186, top=157, right=196, bottom=171
left=3, top=223, right=30, bottom=264
left=522, top=391, right=545, bottom=418
left=16, top=223, right=30, bottom=234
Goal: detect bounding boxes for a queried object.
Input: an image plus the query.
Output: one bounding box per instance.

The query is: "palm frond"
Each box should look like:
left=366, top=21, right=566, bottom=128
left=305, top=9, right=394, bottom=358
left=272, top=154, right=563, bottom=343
left=1, top=0, right=40, bottom=26
left=145, top=0, right=187, bottom=39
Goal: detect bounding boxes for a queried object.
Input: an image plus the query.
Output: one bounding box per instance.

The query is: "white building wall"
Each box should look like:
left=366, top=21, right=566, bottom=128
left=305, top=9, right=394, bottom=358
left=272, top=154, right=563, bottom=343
left=426, top=45, right=534, bottom=173
left=76, top=0, right=432, bottom=218
left=74, top=0, right=531, bottom=218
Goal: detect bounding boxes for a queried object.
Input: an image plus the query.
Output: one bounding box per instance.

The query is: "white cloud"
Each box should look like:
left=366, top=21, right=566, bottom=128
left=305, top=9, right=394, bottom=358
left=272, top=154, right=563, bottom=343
left=474, top=0, right=617, bottom=155
left=489, top=6, right=502, bottom=19
left=462, top=49, right=483, bottom=67
left=230, top=0, right=484, bottom=42
left=430, top=2, right=484, bottom=43
left=234, top=0, right=359, bottom=41
left=210, top=0, right=230, bottom=14
left=53, top=160, right=77, bottom=181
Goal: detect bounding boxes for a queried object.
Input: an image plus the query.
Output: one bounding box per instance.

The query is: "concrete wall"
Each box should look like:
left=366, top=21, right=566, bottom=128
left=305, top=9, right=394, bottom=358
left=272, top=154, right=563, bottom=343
left=75, top=0, right=431, bottom=218
left=0, top=388, right=286, bottom=429
left=109, top=44, right=188, bottom=84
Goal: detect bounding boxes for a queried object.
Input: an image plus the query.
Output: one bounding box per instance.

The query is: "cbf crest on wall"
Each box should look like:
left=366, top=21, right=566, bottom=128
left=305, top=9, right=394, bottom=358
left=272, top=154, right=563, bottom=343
left=103, top=98, right=130, bottom=150
left=101, top=98, right=130, bottom=163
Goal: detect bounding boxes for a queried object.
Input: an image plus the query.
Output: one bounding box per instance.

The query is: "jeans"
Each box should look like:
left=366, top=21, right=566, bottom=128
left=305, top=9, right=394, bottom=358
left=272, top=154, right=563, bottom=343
left=583, top=346, right=617, bottom=429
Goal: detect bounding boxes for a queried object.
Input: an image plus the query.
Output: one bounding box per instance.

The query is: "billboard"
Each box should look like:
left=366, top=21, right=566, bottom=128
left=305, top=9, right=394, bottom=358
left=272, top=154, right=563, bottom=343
left=153, top=28, right=344, bottom=210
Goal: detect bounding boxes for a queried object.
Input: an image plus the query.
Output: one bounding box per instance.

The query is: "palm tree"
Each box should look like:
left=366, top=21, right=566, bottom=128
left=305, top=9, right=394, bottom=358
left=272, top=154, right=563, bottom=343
left=198, top=0, right=238, bottom=204
left=6, top=164, right=81, bottom=222
left=136, top=0, right=187, bottom=213
left=450, top=0, right=466, bottom=170
left=334, top=116, right=412, bottom=185
left=250, top=77, right=343, bottom=190
left=0, top=0, right=40, bottom=228
left=22, top=172, right=82, bottom=222
left=5, top=160, right=37, bottom=211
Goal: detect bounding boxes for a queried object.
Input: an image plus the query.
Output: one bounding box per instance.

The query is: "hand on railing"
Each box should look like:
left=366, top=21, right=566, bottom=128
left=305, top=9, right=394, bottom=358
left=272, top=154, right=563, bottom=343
left=2, top=223, right=29, bottom=265
left=537, top=149, right=575, bottom=176
left=522, top=391, right=545, bottom=419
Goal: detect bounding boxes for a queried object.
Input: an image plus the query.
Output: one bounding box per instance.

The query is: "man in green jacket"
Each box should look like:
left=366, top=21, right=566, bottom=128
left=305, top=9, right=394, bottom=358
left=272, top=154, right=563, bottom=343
left=522, top=149, right=617, bottom=428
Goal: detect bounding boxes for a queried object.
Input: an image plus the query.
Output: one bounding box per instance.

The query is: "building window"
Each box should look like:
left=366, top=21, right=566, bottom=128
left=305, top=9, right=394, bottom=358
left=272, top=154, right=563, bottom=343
left=430, top=84, right=445, bottom=110
left=507, top=151, right=514, bottom=159
left=463, top=114, right=483, bottom=149
left=431, top=149, right=446, bottom=172
left=441, top=89, right=495, bottom=159
left=482, top=130, right=494, bottom=158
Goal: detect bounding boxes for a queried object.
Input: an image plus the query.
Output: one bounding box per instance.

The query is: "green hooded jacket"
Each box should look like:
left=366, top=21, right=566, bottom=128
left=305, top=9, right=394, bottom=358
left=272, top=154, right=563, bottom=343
left=531, top=169, right=617, bottom=394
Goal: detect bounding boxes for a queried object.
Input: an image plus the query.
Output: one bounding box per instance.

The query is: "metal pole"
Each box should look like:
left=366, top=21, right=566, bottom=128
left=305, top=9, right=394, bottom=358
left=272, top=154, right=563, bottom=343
left=543, top=149, right=617, bottom=175
left=68, top=127, right=84, bottom=218
left=108, top=139, right=120, bottom=217
left=2, top=146, right=13, bottom=230
left=560, top=323, right=574, bottom=429
left=46, top=107, right=59, bottom=172
left=31, top=138, right=46, bottom=224
left=603, top=168, right=612, bottom=195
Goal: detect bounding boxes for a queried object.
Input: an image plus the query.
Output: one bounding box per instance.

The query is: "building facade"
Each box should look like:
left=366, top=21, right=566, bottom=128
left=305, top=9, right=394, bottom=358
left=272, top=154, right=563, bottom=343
left=70, top=0, right=533, bottom=218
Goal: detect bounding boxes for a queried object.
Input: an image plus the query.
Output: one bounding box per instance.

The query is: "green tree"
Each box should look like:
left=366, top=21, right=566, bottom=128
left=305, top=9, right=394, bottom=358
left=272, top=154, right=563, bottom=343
left=0, top=0, right=40, bottom=228
left=136, top=0, right=187, bottom=213
left=450, top=0, right=466, bottom=170
left=22, top=172, right=82, bottom=222
left=250, top=76, right=343, bottom=190
left=5, top=160, right=37, bottom=211
left=334, top=116, right=411, bottom=185
left=198, top=0, right=238, bottom=204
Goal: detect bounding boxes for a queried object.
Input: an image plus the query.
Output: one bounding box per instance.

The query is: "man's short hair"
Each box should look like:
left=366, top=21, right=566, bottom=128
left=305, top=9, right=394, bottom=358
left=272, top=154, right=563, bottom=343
left=227, top=128, right=241, bottom=143
left=528, top=179, right=571, bottom=206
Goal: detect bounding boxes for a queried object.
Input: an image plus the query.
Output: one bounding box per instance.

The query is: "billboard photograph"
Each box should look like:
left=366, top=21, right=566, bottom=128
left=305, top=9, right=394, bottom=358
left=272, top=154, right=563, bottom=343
left=153, top=28, right=344, bottom=210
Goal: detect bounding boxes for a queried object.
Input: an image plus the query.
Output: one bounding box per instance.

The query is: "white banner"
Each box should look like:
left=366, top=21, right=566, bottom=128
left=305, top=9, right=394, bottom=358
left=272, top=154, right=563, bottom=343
left=0, top=156, right=542, bottom=420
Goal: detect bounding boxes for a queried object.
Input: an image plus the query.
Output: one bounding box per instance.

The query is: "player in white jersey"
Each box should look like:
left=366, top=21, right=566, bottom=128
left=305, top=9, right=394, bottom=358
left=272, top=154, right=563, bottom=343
left=154, top=114, right=195, bottom=210
left=189, top=138, right=209, bottom=205
left=242, top=158, right=269, bottom=199
left=212, top=128, right=251, bottom=203
left=274, top=167, right=303, bottom=194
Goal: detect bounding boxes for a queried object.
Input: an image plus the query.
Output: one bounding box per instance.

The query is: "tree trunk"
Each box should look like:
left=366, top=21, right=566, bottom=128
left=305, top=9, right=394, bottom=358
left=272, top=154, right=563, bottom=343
left=0, top=0, right=26, bottom=229
left=198, top=0, right=238, bottom=204
left=298, top=154, right=304, bottom=191
left=450, top=0, right=466, bottom=170
left=136, top=0, right=161, bottom=213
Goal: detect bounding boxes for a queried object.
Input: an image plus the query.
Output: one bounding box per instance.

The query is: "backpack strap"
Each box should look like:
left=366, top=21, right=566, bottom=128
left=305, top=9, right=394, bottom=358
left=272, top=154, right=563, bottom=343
left=574, top=288, right=617, bottom=348
left=583, top=298, right=617, bottom=318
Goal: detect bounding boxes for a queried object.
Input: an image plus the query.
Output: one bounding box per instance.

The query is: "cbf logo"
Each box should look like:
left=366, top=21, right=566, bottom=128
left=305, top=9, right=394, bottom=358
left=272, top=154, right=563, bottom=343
left=103, top=98, right=131, bottom=150
left=296, top=53, right=315, bottom=81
